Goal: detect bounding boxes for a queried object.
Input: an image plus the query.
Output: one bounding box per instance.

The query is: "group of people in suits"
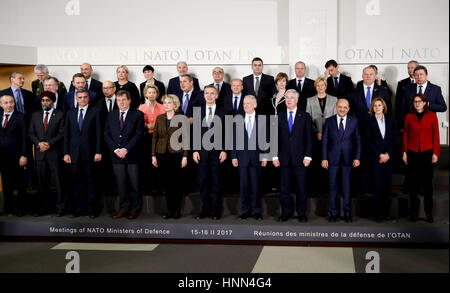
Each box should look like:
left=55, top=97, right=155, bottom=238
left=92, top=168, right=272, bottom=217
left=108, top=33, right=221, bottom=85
left=0, top=58, right=445, bottom=224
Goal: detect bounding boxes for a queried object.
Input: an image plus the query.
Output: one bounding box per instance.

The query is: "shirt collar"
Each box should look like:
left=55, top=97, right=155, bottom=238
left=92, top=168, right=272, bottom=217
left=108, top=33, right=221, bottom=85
left=184, top=88, right=194, bottom=96
left=3, top=109, right=14, bottom=116
left=245, top=111, right=256, bottom=119
left=78, top=104, right=89, bottom=111
left=364, top=83, right=375, bottom=89
left=120, top=107, right=130, bottom=114
left=337, top=114, right=347, bottom=121
left=375, top=114, right=384, bottom=123
left=11, top=85, right=20, bottom=92
left=233, top=93, right=242, bottom=99
left=253, top=74, right=262, bottom=79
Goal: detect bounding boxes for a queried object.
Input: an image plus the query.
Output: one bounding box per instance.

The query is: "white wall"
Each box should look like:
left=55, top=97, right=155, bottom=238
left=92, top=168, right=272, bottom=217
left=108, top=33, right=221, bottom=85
left=1, top=0, right=449, bottom=142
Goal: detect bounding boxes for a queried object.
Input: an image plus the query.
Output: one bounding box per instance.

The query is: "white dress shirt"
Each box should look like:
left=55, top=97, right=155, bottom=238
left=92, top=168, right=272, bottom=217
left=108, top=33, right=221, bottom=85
left=254, top=75, right=262, bottom=91
left=205, top=104, right=216, bottom=126
left=105, top=95, right=116, bottom=112
left=2, top=109, right=14, bottom=127
left=337, top=114, right=347, bottom=130
left=375, top=114, right=386, bottom=139
left=78, top=104, right=89, bottom=121
left=296, top=78, right=305, bottom=92
left=245, top=111, right=256, bottom=135
left=417, top=81, right=428, bottom=94
left=119, top=107, right=130, bottom=122
left=42, top=108, right=55, bottom=124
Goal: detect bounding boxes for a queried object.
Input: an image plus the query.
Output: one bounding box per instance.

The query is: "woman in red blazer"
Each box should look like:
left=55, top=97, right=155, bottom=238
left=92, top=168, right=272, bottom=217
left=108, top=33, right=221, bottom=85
left=402, top=94, right=440, bottom=223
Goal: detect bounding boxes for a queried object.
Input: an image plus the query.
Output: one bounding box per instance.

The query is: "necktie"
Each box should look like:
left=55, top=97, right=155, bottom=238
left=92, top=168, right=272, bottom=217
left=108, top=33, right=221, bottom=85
left=339, top=117, right=345, bottom=138
left=297, top=80, right=302, bottom=93
left=233, top=96, right=238, bottom=112
left=85, top=80, right=89, bottom=90
left=418, top=85, right=423, bottom=95
left=288, top=111, right=293, bottom=134
left=108, top=99, right=112, bottom=112
left=207, top=107, right=213, bottom=126
left=15, top=89, right=24, bottom=113
left=247, top=116, right=252, bottom=137
left=3, top=114, right=9, bottom=128
left=366, top=86, right=371, bottom=109
left=78, top=108, right=84, bottom=131
left=334, top=77, right=339, bottom=89
left=183, top=93, right=189, bottom=114
left=216, top=83, right=220, bottom=92
left=44, top=111, right=49, bottom=132
left=120, top=111, right=125, bottom=131
left=255, top=77, right=260, bottom=96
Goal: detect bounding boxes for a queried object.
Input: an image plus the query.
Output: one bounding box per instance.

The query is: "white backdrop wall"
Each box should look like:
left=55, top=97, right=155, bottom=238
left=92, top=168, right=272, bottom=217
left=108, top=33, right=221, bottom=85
left=1, top=0, right=449, bottom=142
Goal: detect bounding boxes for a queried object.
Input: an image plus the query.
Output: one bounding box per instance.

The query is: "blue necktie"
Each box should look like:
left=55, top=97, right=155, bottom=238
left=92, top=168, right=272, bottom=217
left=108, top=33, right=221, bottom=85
left=15, top=89, right=24, bottom=113
left=247, top=116, right=252, bottom=137
left=339, top=117, right=344, bottom=138
left=288, top=111, right=293, bottom=134
left=297, top=80, right=302, bottom=93
left=183, top=93, right=189, bottom=114
left=334, top=77, right=339, bottom=89
left=233, top=97, right=238, bottom=112
left=78, top=108, right=84, bottom=131
left=418, top=85, right=423, bottom=95
left=85, top=80, right=89, bottom=90
left=366, top=86, right=371, bottom=109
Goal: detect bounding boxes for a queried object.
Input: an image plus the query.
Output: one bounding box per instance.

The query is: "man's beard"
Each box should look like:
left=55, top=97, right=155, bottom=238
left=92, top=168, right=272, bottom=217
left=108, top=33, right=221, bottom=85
left=42, top=104, right=53, bottom=111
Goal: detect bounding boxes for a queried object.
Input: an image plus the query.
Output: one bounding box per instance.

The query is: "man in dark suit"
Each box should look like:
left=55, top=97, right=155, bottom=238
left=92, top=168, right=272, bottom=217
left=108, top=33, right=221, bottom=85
left=242, top=57, right=276, bottom=115
left=322, top=99, right=361, bottom=223
left=104, top=90, right=144, bottom=220
left=222, top=78, right=245, bottom=116
left=95, top=81, right=118, bottom=119
left=209, top=67, right=231, bottom=108
left=167, top=61, right=200, bottom=97
left=193, top=85, right=227, bottom=220
left=177, top=74, right=204, bottom=119
left=0, top=72, right=36, bottom=123
left=395, top=60, right=418, bottom=126
left=42, top=76, right=65, bottom=111
left=0, top=95, right=28, bottom=216
left=287, top=61, right=317, bottom=110
left=32, top=64, right=67, bottom=103
left=324, top=59, right=354, bottom=101
left=272, top=89, right=313, bottom=222
left=139, top=65, right=166, bottom=104
left=64, top=73, right=97, bottom=112
left=231, top=95, right=268, bottom=220
left=356, top=65, right=392, bottom=99
left=69, top=63, right=104, bottom=100
left=350, top=66, right=392, bottom=196
left=63, top=89, right=103, bottom=218
left=400, top=65, right=447, bottom=130
left=28, top=91, right=65, bottom=217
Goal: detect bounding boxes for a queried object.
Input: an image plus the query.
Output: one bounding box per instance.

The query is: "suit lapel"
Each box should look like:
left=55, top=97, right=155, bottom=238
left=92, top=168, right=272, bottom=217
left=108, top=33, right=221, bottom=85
left=45, top=111, right=58, bottom=134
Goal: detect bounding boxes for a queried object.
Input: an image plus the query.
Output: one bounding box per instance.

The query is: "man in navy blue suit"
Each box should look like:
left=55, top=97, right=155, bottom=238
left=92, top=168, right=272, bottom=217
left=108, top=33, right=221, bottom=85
left=322, top=98, right=361, bottom=223
left=63, top=89, right=102, bottom=218
left=0, top=72, right=36, bottom=123
left=208, top=67, right=231, bottom=108
left=69, top=63, right=104, bottom=100
left=395, top=60, right=418, bottom=127
left=324, top=59, right=354, bottom=101
left=286, top=61, right=317, bottom=110
left=177, top=74, right=204, bottom=120
left=167, top=61, right=200, bottom=97
left=400, top=65, right=447, bottom=130
left=64, top=73, right=97, bottom=112
left=272, top=89, right=313, bottom=222
left=222, top=78, right=245, bottom=116
left=0, top=95, right=28, bottom=216
left=193, top=85, right=227, bottom=220
left=104, top=90, right=144, bottom=220
left=231, top=95, right=268, bottom=221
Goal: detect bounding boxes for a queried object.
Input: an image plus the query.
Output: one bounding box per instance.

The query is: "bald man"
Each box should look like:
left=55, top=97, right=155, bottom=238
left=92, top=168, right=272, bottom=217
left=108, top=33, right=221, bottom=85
left=167, top=61, right=200, bottom=97
left=69, top=63, right=104, bottom=99
left=208, top=67, right=231, bottom=107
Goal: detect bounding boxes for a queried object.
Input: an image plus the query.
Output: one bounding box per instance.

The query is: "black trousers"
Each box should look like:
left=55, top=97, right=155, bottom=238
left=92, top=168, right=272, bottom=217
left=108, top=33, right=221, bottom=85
left=407, top=149, right=434, bottom=216
left=197, top=152, right=222, bottom=215
left=369, top=158, right=392, bottom=219
left=35, top=159, right=64, bottom=213
left=71, top=161, right=98, bottom=214
left=157, top=152, right=183, bottom=213
left=279, top=164, right=307, bottom=216
left=112, top=163, right=141, bottom=212
left=0, top=158, right=27, bottom=213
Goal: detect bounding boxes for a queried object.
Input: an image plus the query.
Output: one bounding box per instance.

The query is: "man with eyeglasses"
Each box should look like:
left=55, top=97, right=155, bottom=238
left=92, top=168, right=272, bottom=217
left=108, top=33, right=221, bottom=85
left=208, top=67, right=231, bottom=108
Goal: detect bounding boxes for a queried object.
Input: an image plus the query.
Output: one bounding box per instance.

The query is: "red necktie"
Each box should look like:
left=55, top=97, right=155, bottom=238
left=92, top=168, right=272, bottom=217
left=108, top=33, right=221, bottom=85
left=3, top=114, right=9, bottom=128
left=44, top=111, right=49, bottom=132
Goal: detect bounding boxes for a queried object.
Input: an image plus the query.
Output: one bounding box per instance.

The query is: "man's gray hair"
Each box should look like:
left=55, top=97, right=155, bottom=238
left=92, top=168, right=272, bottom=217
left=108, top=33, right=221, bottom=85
left=285, top=89, right=299, bottom=99
left=244, top=95, right=257, bottom=103
left=10, top=72, right=23, bottom=79
left=34, top=64, right=49, bottom=74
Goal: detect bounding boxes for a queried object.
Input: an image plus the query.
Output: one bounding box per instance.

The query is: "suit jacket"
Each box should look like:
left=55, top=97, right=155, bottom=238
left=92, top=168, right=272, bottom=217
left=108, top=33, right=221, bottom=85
left=242, top=73, right=276, bottom=115
left=231, top=114, right=269, bottom=167
left=63, top=89, right=98, bottom=112
left=104, top=108, right=145, bottom=164
left=357, top=79, right=392, bottom=100
left=222, top=93, right=245, bottom=116
left=94, top=96, right=119, bottom=123
left=305, top=95, right=338, bottom=134
left=28, top=109, right=65, bottom=161
left=0, top=87, right=36, bottom=123
left=287, top=78, right=317, bottom=110
left=0, top=110, right=27, bottom=161
left=152, top=113, right=189, bottom=157
left=350, top=84, right=392, bottom=132
left=276, top=110, right=313, bottom=167
left=208, top=82, right=231, bottom=108
left=192, top=105, right=226, bottom=155
left=167, top=76, right=200, bottom=97
left=139, top=79, right=166, bottom=104
left=326, top=74, right=354, bottom=101
left=402, top=112, right=440, bottom=157
left=365, top=114, right=397, bottom=159
left=395, top=77, right=414, bottom=126
left=322, top=115, right=361, bottom=166
left=63, top=106, right=102, bottom=163
left=400, top=82, right=447, bottom=128
left=177, top=88, right=204, bottom=118
left=70, top=78, right=103, bottom=100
